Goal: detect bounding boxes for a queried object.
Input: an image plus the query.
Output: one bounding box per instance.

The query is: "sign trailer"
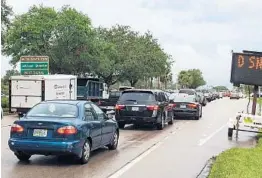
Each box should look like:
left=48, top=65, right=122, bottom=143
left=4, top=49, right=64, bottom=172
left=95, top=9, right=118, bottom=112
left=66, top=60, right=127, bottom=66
left=228, top=50, right=262, bottom=139
left=20, top=56, right=49, bottom=75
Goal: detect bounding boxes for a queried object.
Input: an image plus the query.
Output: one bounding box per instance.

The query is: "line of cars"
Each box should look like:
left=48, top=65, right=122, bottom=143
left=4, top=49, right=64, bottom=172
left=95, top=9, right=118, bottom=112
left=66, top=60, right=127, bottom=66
left=6, top=88, right=214, bottom=165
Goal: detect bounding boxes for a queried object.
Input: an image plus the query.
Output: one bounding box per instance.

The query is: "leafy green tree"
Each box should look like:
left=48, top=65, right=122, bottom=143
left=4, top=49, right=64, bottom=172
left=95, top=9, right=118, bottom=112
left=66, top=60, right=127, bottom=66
left=177, top=69, right=205, bottom=89
left=1, top=0, right=13, bottom=45
left=50, top=6, right=94, bottom=74
left=188, top=69, right=206, bottom=89
left=213, top=86, right=228, bottom=91
left=3, top=5, right=57, bottom=65
left=177, top=70, right=193, bottom=88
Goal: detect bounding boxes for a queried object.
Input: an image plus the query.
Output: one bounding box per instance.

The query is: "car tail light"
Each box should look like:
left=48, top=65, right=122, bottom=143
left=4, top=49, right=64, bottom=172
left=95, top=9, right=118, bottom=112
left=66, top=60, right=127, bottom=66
left=146, top=105, right=159, bottom=111
left=172, top=103, right=176, bottom=107
left=187, top=104, right=197, bottom=108
left=57, top=126, right=77, bottom=135
left=115, top=104, right=125, bottom=110
left=11, top=124, right=24, bottom=133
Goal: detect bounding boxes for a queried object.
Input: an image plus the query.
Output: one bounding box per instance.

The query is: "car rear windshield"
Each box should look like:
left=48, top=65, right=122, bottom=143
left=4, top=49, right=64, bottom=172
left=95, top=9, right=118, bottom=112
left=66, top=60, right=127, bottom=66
left=179, top=89, right=195, bottom=95
left=173, top=95, right=195, bottom=102
left=119, top=91, right=156, bottom=102
left=26, top=103, right=78, bottom=118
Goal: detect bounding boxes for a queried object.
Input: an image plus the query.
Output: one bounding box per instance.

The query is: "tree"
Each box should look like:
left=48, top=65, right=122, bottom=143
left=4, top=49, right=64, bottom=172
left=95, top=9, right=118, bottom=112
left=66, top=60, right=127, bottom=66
left=2, top=5, right=95, bottom=75
left=188, top=69, right=206, bottom=89
left=1, top=0, right=13, bottom=45
left=213, top=86, right=228, bottom=91
left=177, top=70, right=193, bottom=88
left=2, top=69, right=20, bottom=85
left=177, top=69, right=206, bottom=89
left=3, top=5, right=57, bottom=65
left=50, top=5, right=94, bottom=74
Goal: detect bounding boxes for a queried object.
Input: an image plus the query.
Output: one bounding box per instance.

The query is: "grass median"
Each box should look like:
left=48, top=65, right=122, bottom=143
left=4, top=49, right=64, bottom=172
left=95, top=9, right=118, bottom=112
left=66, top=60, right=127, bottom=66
left=208, top=136, right=262, bottom=178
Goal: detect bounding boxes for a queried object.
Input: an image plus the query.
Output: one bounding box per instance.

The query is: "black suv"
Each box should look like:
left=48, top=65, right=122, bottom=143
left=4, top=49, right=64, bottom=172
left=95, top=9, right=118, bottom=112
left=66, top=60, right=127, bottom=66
left=115, top=89, right=174, bottom=130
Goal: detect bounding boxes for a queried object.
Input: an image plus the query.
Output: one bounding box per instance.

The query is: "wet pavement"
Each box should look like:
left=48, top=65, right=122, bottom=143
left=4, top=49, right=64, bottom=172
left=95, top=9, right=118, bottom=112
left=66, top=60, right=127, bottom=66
left=1, top=98, right=257, bottom=178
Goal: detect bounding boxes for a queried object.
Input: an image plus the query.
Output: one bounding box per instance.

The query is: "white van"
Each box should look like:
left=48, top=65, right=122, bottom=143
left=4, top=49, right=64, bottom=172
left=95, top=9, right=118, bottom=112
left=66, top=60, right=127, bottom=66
left=9, top=74, right=77, bottom=116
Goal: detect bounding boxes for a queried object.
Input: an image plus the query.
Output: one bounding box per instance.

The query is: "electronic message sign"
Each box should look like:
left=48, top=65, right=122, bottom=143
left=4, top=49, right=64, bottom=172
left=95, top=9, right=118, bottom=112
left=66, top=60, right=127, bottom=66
left=230, top=53, right=262, bottom=86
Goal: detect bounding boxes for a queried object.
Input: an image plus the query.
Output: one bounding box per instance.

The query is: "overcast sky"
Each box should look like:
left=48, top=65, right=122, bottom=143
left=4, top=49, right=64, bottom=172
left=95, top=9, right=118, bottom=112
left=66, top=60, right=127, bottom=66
left=1, top=0, right=262, bottom=87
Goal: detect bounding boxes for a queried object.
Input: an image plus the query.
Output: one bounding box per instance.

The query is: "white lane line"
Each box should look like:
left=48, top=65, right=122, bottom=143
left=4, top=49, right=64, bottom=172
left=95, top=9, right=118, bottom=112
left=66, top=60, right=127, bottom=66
left=198, top=124, right=227, bottom=146
left=108, top=141, right=163, bottom=178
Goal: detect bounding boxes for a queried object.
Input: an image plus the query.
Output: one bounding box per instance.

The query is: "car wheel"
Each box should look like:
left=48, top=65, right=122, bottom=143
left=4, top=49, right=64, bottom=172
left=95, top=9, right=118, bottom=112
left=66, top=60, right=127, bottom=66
left=228, top=128, right=233, bottom=137
left=200, top=106, right=202, bottom=118
left=107, top=131, right=119, bottom=150
left=15, top=152, right=31, bottom=161
left=118, top=122, right=125, bottom=129
left=80, top=139, right=91, bottom=164
left=157, top=112, right=165, bottom=130
left=168, top=113, right=174, bottom=125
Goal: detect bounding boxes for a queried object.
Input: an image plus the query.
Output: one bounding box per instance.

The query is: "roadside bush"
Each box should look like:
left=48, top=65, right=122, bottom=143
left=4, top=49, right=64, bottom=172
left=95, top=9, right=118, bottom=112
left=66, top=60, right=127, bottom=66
left=1, top=97, right=9, bottom=108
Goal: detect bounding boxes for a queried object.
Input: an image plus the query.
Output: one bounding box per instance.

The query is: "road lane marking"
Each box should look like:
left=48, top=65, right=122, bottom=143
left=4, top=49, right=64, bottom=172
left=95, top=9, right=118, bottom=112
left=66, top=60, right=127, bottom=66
left=198, top=124, right=227, bottom=146
left=108, top=141, right=164, bottom=178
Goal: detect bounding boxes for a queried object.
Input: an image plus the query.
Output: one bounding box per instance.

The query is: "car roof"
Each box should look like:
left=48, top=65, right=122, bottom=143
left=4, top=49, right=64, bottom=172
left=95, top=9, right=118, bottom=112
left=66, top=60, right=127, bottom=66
left=42, top=100, right=89, bottom=105
left=123, top=89, right=163, bottom=93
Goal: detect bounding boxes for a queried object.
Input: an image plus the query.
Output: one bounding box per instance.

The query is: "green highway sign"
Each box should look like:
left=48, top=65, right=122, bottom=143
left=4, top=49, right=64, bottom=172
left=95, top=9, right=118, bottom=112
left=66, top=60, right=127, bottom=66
left=20, top=56, right=49, bottom=75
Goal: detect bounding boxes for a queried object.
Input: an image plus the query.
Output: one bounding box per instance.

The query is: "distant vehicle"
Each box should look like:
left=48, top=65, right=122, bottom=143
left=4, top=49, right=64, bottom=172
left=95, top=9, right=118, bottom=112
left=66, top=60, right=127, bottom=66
left=197, top=92, right=207, bottom=106
left=170, top=93, right=202, bottom=120
left=230, top=92, right=240, bottom=99
left=218, top=92, right=223, bottom=99
left=99, top=87, right=134, bottom=113
left=115, top=89, right=174, bottom=130
left=8, top=100, right=119, bottom=164
left=99, top=90, right=122, bottom=112
left=119, top=86, right=134, bottom=91
left=179, top=89, right=201, bottom=103
left=9, top=75, right=77, bottom=117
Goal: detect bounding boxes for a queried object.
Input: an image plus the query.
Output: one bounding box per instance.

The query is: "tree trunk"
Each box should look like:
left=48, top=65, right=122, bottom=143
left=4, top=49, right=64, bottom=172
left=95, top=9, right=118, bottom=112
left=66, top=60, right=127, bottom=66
left=130, top=79, right=138, bottom=87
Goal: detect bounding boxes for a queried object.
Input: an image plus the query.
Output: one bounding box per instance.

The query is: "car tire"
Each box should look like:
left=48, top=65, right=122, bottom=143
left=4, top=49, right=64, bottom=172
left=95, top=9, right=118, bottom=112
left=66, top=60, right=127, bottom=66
left=200, top=107, right=202, bottom=118
left=107, top=131, right=119, bottom=150
left=168, top=113, right=174, bottom=125
left=118, top=122, right=125, bottom=129
left=15, top=152, right=31, bottom=161
left=80, top=139, right=91, bottom=164
left=228, top=128, right=233, bottom=137
left=157, top=112, right=165, bottom=130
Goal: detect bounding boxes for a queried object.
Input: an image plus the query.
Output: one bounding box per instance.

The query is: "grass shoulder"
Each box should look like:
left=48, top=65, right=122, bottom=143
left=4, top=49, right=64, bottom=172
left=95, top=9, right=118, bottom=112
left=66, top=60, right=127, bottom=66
left=208, top=133, right=262, bottom=178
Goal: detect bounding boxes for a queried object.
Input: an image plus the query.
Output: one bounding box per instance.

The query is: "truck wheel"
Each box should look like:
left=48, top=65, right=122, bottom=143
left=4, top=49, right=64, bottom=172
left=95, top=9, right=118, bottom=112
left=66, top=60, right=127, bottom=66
left=228, top=128, right=233, bottom=137
left=118, top=122, right=125, bottom=129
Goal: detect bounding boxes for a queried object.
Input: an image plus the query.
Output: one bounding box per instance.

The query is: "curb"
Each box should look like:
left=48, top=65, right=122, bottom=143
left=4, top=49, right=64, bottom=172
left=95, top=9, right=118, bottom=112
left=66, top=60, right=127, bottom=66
left=196, top=157, right=216, bottom=178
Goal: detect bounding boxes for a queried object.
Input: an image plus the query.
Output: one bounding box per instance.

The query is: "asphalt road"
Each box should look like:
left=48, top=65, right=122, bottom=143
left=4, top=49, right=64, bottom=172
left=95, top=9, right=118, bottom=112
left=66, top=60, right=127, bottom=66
left=1, top=98, right=257, bottom=178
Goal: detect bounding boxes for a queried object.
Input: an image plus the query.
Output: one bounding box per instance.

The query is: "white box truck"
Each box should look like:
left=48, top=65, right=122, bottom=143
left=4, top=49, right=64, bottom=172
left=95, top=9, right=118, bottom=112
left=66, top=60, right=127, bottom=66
left=9, top=74, right=77, bottom=116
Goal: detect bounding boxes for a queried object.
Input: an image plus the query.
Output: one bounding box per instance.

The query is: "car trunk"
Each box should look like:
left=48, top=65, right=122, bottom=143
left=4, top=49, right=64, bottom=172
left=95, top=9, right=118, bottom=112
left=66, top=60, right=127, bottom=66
left=116, top=91, right=157, bottom=118
left=11, top=118, right=76, bottom=141
left=171, top=101, right=198, bottom=112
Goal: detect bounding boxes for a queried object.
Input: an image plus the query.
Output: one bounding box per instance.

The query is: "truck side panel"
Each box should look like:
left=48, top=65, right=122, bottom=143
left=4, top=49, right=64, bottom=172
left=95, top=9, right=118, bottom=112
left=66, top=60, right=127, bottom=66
left=10, top=80, right=42, bottom=109
left=45, top=79, right=71, bottom=100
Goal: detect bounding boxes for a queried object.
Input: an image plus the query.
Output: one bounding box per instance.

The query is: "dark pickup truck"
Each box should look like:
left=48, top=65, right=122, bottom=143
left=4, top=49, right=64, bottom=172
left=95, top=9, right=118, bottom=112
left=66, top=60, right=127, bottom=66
left=98, top=91, right=122, bottom=112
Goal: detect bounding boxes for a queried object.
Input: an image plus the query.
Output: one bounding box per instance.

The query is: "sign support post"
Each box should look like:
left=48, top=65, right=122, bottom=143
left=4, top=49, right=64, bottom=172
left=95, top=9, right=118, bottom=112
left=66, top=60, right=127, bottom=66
left=252, top=85, right=258, bottom=115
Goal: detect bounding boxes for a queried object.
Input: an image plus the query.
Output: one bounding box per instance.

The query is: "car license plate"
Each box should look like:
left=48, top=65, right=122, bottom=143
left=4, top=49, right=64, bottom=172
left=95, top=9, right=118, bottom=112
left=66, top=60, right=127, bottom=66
left=33, top=129, right=47, bottom=137
left=132, top=107, right=139, bottom=111
left=180, top=105, right=186, bottom=108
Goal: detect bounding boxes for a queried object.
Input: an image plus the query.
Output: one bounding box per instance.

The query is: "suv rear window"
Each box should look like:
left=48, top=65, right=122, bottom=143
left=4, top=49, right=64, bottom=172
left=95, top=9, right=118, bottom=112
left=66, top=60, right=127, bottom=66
left=119, top=91, right=156, bottom=102
left=179, top=89, right=195, bottom=95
